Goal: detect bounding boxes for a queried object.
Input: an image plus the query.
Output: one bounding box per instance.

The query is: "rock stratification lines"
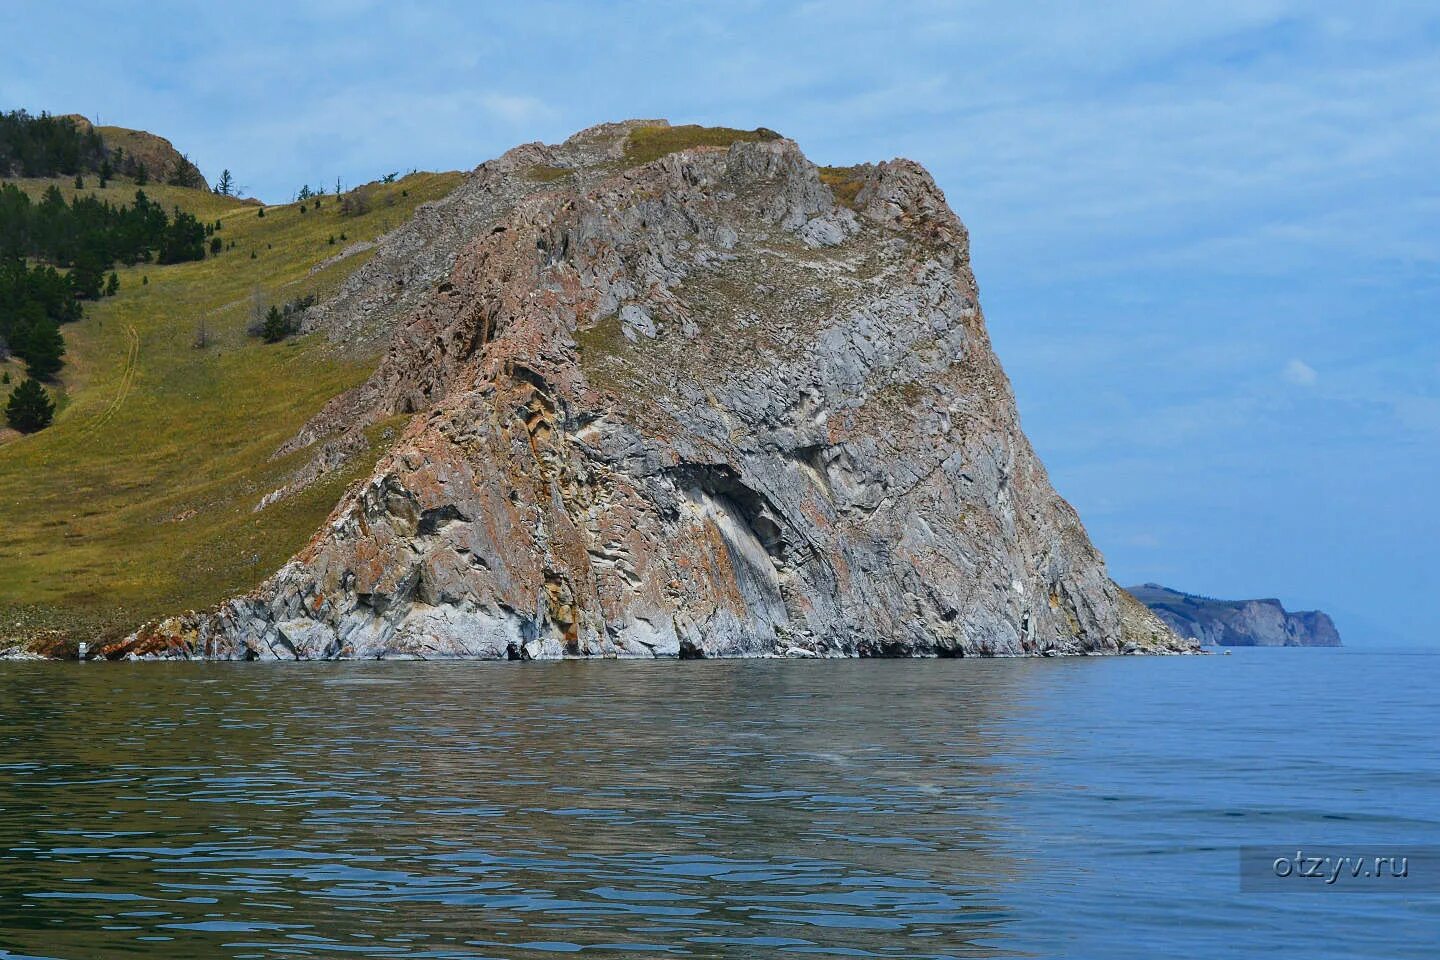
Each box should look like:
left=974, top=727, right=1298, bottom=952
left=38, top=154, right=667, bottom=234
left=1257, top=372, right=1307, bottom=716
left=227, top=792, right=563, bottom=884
left=125, top=122, right=1190, bottom=660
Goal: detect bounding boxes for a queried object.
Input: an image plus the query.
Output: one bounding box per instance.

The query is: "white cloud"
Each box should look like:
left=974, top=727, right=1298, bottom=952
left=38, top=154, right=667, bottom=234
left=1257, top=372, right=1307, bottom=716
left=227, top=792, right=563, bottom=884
left=1283, top=358, right=1319, bottom=386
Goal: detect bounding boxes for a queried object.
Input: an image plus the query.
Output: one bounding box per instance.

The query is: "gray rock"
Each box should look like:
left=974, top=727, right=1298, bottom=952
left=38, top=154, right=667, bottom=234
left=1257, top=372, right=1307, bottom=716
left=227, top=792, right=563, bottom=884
left=129, top=122, right=1193, bottom=661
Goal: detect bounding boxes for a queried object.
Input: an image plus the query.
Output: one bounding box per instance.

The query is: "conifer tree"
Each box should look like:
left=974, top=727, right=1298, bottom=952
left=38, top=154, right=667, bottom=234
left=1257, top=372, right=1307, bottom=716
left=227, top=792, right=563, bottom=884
left=158, top=209, right=206, bottom=263
left=20, top=320, right=64, bottom=380
left=261, top=304, right=288, bottom=342
left=6, top=377, right=55, bottom=432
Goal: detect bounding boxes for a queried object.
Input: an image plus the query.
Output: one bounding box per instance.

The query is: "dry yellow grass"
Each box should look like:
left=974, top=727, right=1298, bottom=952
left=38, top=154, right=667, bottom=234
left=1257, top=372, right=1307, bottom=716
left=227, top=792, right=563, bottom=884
left=818, top=166, right=867, bottom=210
left=0, top=170, right=464, bottom=641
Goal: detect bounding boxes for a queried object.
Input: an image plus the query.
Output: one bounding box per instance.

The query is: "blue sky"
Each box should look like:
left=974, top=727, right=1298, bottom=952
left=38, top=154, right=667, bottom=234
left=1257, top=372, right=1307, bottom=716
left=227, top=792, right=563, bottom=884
left=5, top=1, right=1437, bottom=642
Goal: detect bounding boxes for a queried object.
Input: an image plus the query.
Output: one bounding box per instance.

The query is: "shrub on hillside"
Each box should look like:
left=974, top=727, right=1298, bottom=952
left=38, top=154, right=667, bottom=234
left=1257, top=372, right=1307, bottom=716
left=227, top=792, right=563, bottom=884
left=249, top=293, right=316, bottom=342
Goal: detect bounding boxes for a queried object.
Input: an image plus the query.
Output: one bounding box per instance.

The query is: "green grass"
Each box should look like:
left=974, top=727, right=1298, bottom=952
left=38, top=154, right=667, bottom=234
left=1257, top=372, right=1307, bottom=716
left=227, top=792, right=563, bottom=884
left=525, top=164, right=572, bottom=183
left=622, top=124, right=781, bottom=165
left=818, top=165, right=867, bottom=210
left=0, top=170, right=464, bottom=643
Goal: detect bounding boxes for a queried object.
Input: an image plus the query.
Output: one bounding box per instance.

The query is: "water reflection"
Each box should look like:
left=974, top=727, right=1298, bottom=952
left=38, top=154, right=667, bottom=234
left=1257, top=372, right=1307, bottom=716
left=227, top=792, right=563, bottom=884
left=0, top=660, right=1042, bottom=958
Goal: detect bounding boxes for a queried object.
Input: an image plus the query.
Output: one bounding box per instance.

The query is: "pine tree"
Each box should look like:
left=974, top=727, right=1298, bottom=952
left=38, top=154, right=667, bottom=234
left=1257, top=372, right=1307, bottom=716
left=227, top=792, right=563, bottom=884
left=216, top=169, right=234, bottom=197
left=158, top=210, right=206, bottom=263
left=70, top=248, right=106, bottom=300
left=135, top=162, right=148, bottom=186
left=74, top=174, right=85, bottom=190
left=105, top=272, right=119, bottom=297
left=261, top=304, right=288, bottom=342
left=20, top=320, right=64, bottom=380
left=6, top=377, right=55, bottom=432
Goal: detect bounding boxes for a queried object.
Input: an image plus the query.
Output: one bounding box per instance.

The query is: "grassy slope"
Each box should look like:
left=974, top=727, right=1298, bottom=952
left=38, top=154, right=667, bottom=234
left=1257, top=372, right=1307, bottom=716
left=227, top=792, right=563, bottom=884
left=0, top=171, right=463, bottom=641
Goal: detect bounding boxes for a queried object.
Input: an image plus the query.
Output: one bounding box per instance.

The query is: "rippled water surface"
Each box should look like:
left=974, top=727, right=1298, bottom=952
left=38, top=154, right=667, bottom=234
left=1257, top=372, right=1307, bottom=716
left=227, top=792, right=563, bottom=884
left=1, top=649, right=1436, bottom=958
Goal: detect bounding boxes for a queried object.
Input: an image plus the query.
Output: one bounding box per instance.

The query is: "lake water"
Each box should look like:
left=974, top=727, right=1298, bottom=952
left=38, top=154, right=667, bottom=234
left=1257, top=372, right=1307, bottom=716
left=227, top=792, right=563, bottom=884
left=0, top=648, right=1435, bottom=958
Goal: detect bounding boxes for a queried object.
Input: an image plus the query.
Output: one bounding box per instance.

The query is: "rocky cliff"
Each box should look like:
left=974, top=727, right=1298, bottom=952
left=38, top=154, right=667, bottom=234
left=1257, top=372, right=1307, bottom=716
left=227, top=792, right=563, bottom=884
left=123, top=121, right=1191, bottom=660
left=1128, top=584, right=1341, bottom=647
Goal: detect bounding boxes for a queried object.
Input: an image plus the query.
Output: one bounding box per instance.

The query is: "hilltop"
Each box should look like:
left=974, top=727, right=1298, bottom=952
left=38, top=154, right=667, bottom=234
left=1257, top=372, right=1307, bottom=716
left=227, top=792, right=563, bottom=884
left=0, top=110, right=206, bottom=188
left=70, top=115, right=208, bottom=190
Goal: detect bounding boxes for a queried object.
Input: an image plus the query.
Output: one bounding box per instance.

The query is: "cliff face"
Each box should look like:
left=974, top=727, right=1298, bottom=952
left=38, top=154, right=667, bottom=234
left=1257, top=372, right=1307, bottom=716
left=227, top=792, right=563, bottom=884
left=126, top=121, right=1191, bottom=660
left=1128, top=584, right=1341, bottom=647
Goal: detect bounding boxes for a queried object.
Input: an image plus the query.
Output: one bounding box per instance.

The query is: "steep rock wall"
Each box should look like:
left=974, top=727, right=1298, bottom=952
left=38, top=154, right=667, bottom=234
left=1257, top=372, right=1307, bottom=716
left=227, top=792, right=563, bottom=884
left=125, top=125, right=1190, bottom=660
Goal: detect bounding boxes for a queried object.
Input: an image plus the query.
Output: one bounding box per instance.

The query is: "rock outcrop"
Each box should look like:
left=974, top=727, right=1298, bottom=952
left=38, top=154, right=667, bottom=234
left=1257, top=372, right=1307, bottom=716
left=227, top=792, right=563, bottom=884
left=127, top=121, right=1193, bottom=660
left=61, top=115, right=208, bottom=189
left=1128, top=583, right=1341, bottom=647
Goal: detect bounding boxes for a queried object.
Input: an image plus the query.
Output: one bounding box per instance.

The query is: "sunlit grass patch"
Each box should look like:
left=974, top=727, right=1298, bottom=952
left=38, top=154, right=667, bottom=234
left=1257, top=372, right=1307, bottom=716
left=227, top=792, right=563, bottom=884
left=623, top=124, right=781, bottom=166
left=818, top=165, right=867, bottom=210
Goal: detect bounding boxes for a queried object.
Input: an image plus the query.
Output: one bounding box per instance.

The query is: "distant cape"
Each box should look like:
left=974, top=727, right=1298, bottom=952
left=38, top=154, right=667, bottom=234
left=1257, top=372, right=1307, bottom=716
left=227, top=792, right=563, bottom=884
left=1127, top=584, right=1341, bottom=647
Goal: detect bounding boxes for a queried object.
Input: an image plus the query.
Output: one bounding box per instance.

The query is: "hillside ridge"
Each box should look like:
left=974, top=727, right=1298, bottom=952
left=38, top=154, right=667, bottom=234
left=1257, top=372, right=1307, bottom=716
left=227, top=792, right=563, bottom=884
left=1128, top=583, right=1341, bottom=647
